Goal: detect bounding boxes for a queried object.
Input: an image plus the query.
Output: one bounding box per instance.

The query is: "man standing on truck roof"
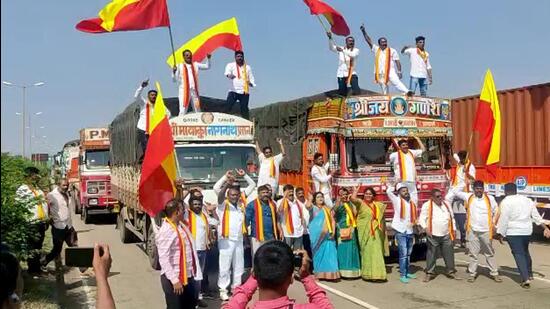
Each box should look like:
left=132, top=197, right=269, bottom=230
left=385, top=182, right=419, bottom=284
left=360, top=24, right=412, bottom=96
left=134, top=79, right=172, bottom=154
left=311, top=153, right=334, bottom=208
left=246, top=185, right=281, bottom=257
left=216, top=186, right=246, bottom=301
left=256, top=138, right=286, bottom=198
left=401, top=36, right=433, bottom=97
left=389, top=137, right=425, bottom=204
left=418, top=189, right=459, bottom=282
left=445, top=150, right=476, bottom=248
left=326, top=32, right=360, bottom=97
left=454, top=180, right=502, bottom=283
left=172, top=50, right=211, bottom=116
left=277, top=184, right=305, bottom=250
left=224, top=50, right=256, bottom=119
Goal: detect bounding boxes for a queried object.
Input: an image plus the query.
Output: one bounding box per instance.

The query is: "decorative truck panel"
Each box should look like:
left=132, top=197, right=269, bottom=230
left=80, top=128, right=110, bottom=148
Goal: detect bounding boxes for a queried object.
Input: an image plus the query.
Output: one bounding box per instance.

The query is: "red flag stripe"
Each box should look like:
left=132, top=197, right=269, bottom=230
left=473, top=99, right=496, bottom=164
left=191, top=33, right=243, bottom=63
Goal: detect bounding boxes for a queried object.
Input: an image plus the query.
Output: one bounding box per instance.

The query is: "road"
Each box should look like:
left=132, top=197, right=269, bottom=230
left=62, top=212, right=550, bottom=309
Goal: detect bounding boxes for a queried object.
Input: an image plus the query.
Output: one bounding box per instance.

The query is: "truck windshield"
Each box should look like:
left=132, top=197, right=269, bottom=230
left=175, top=146, right=257, bottom=182
left=346, top=138, right=443, bottom=173
left=85, top=149, right=110, bottom=169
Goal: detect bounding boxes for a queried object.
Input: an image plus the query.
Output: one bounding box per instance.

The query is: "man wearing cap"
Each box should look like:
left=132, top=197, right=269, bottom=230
left=16, top=166, right=49, bottom=274
left=455, top=180, right=502, bottom=283
left=385, top=181, right=418, bottom=283
left=496, top=183, right=550, bottom=288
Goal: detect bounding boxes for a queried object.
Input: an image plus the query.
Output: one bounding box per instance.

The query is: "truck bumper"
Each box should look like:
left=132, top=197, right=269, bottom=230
left=85, top=204, right=120, bottom=215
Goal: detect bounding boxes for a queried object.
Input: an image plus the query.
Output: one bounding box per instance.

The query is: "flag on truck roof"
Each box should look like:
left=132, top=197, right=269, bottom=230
left=303, top=0, right=350, bottom=36
left=76, top=0, right=170, bottom=34
left=473, top=69, right=501, bottom=177
left=167, top=17, right=242, bottom=67
left=138, top=82, right=177, bottom=216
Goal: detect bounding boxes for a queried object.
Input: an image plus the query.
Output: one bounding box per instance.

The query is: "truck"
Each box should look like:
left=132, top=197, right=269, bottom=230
left=109, top=97, right=258, bottom=268
left=251, top=90, right=453, bottom=249
left=69, top=128, right=118, bottom=223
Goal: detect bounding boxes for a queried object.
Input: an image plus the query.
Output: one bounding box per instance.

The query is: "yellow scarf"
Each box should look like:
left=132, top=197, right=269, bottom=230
left=466, top=194, right=494, bottom=239
left=417, top=48, right=428, bottom=63
left=374, top=47, right=391, bottom=84
left=30, top=187, right=46, bottom=220
left=343, top=202, right=357, bottom=227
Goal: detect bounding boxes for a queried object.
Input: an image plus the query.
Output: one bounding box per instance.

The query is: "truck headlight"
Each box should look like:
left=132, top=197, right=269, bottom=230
left=88, top=198, right=98, bottom=205
left=87, top=187, right=99, bottom=194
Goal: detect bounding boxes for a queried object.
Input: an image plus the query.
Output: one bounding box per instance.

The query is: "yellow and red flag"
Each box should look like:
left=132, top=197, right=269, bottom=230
left=76, top=0, right=170, bottom=34
left=167, top=17, right=242, bottom=67
left=303, top=0, right=350, bottom=36
left=473, top=70, right=501, bottom=177
left=138, top=82, right=177, bottom=216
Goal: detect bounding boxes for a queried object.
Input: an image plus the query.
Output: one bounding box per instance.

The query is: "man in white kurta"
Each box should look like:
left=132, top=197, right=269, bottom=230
left=445, top=150, right=476, bottom=203
left=277, top=185, right=304, bottom=250
left=327, top=32, right=360, bottom=96
left=224, top=50, right=256, bottom=119
left=388, top=137, right=425, bottom=204
left=256, top=138, right=285, bottom=197
left=310, top=152, right=333, bottom=208
left=172, top=50, right=211, bottom=116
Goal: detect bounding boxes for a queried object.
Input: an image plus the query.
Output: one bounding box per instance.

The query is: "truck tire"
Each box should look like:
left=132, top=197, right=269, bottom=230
left=74, top=196, right=82, bottom=215
left=118, top=208, right=134, bottom=244
left=82, top=207, right=91, bottom=224
left=146, top=224, right=160, bottom=270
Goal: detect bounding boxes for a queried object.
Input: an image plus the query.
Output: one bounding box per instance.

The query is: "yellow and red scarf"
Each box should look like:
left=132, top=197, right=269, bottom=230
left=182, top=63, right=200, bottom=110
left=400, top=198, right=417, bottom=224
left=30, top=187, right=46, bottom=220
left=417, top=48, right=428, bottom=64
left=221, top=200, right=247, bottom=238
left=187, top=211, right=208, bottom=240
left=165, top=218, right=196, bottom=286
left=269, top=158, right=276, bottom=178
left=254, top=198, right=278, bottom=241
left=374, top=47, right=391, bottom=84
left=346, top=55, right=354, bottom=86
left=427, top=200, right=455, bottom=240
left=322, top=206, right=333, bottom=234
left=452, top=160, right=472, bottom=192
left=283, top=198, right=303, bottom=235
left=236, top=63, right=249, bottom=94
left=367, top=202, right=381, bottom=236
left=397, top=150, right=416, bottom=181
left=466, top=194, right=494, bottom=239
left=342, top=202, right=357, bottom=228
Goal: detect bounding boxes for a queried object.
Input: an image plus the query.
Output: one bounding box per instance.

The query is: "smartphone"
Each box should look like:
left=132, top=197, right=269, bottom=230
left=293, top=253, right=303, bottom=268
left=65, top=247, right=96, bottom=267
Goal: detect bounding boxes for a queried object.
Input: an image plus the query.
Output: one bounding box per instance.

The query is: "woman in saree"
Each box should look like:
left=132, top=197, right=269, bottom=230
left=309, top=192, right=340, bottom=281
left=333, top=187, right=361, bottom=279
left=352, top=186, right=389, bottom=281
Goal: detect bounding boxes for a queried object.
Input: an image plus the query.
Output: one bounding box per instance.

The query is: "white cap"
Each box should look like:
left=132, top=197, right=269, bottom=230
left=396, top=183, right=406, bottom=191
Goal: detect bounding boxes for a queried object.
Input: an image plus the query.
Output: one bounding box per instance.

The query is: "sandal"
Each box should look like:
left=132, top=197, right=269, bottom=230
left=520, top=281, right=531, bottom=289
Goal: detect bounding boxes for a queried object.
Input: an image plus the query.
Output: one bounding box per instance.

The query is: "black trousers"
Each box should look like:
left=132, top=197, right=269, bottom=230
left=137, top=129, right=149, bottom=157
left=27, top=222, right=48, bottom=273
left=337, top=75, right=360, bottom=97
left=160, top=274, right=197, bottom=309
left=44, top=226, right=77, bottom=265
left=303, top=233, right=314, bottom=272
left=226, top=91, right=250, bottom=119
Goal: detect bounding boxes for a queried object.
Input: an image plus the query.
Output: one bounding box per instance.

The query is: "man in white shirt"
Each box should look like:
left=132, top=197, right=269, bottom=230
left=326, top=32, right=360, bottom=96
left=224, top=50, right=256, bottom=119
left=42, top=179, right=76, bottom=268
left=385, top=182, right=419, bottom=283
left=295, top=187, right=313, bottom=260
left=401, top=36, right=433, bottom=97
left=455, top=180, right=502, bottom=283
left=216, top=187, right=245, bottom=301
left=360, top=24, right=411, bottom=95
left=256, top=138, right=285, bottom=197
left=277, top=185, right=304, bottom=250
left=16, top=166, right=49, bottom=274
left=496, top=183, right=550, bottom=288
left=310, top=152, right=333, bottom=208
left=419, top=189, right=458, bottom=282
left=172, top=50, right=211, bottom=116
left=388, top=137, right=425, bottom=204
left=214, top=169, right=257, bottom=205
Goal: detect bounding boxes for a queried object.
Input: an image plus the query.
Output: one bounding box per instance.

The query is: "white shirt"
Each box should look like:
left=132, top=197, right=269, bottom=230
left=451, top=153, right=476, bottom=189
left=452, top=199, right=467, bottom=214
left=257, top=153, right=284, bottom=188
left=419, top=200, right=456, bottom=237
left=224, top=62, right=256, bottom=94
left=371, top=44, right=400, bottom=75
left=47, top=187, right=72, bottom=229
left=185, top=210, right=217, bottom=251
left=134, top=85, right=171, bottom=132
left=16, top=184, right=49, bottom=222
left=456, top=192, right=498, bottom=233
left=403, top=47, right=432, bottom=78
left=497, top=195, right=546, bottom=236
left=311, top=163, right=331, bottom=194
left=387, top=187, right=415, bottom=234
left=172, top=60, right=210, bottom=103
left=329, top=41, right=359, bottom=78
left=296, top=199, right=310, bottom=234
left=216, top=201, right=245, bottom=241
left=213, top=174, right=256, bottom=199
left=277, top=198, right=304, bottom=238
left=389, top=149, right=423, bottom=182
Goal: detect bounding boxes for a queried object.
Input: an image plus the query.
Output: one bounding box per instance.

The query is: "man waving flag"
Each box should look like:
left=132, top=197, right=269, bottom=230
left=303, top=0, right=350, bottom=36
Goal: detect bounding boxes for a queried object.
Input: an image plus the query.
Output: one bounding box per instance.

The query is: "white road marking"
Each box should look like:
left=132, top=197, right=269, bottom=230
left=455, top=258, right=550, bottom=284
left=317, top=282, right=381, bottom=309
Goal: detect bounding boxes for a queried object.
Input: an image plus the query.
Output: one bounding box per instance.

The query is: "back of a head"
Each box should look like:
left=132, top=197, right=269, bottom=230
left=253, top=241, right=294, bottom=290
left=504, top=183, right=517, bottom=196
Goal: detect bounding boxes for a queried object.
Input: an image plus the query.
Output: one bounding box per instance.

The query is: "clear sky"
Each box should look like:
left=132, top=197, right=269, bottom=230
left=2, top=0, right=549, bottom=155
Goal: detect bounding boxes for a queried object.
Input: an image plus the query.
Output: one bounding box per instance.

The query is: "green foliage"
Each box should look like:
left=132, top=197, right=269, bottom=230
left=1, top=153, right=50, bottom=259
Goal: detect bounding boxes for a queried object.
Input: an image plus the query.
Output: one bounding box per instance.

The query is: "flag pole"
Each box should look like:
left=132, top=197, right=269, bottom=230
left=316, top=15, right=335, bottom=45
left=168, top=25, right=177, bottom=68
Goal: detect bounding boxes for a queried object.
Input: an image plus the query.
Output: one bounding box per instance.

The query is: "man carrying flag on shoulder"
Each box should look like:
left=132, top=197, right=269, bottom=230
left=327, top=32, right=360, bottom=96
left=225, top=50, right=256, bottom=119
left=245, top=185, right=281, bottom=257
left=360, top=24, right=411, bottom=95
left=172, top=50, right=211, bottom=116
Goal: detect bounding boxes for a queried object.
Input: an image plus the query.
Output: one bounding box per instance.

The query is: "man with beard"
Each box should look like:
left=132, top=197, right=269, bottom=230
left=224, top=50, right=256, bottom=119
left=327, top=32, right=360, bottom=96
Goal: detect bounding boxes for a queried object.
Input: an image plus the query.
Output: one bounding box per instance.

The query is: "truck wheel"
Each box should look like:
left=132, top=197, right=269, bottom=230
left=74, top=196, right=82, bottom=215
left=83, top=207, right=91, bottom=224
left=118, top=209, right=134, bottom=244
left=146, top=224, right=160, bottom=270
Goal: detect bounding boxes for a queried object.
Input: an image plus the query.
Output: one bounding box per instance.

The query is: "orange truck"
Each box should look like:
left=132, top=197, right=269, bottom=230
left=252, top=91, right=453, bottom=247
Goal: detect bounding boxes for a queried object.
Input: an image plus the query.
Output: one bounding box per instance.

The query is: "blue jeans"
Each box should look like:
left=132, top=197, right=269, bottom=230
left=396, top=232, right=414, bottom=277
left=196, top=250, right=208, bottom=295
left=506, top=235, right=532, bottom=282
left=410, top=77, right=428, bottom=96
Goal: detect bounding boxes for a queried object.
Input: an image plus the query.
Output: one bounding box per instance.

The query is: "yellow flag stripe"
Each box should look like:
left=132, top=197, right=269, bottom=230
left=151, top=82, right=168, bottom=131
left=98, top=0, right=140, bottom=31
left=480, top=70, right=501, bottom=165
